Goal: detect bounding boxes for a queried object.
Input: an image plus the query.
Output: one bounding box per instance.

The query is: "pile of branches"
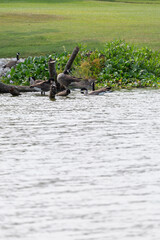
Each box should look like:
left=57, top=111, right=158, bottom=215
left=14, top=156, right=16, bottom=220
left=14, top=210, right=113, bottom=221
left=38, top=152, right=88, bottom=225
left=0, top=47, right=80, bottom=96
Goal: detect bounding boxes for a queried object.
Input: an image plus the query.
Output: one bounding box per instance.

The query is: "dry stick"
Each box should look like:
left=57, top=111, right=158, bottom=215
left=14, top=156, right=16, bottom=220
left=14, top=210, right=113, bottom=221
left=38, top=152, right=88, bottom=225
left=0, top=82, right=37, bottom=94
left=63, top=46, right=79, bottom=74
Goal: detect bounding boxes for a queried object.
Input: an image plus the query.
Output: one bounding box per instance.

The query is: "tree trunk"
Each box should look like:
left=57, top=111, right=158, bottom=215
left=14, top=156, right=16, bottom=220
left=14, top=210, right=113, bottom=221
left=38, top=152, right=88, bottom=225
left=48, top=59, right=65, bottom=92
left=48, top=59, right=61, bottom=91
left=48, top=59, right=57, bottom=81
left=0, top=82, right=37, bottom=94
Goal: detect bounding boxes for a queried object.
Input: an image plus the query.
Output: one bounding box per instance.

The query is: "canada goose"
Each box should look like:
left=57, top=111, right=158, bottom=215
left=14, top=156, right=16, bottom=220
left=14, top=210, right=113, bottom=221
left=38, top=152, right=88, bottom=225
left=9, top=87, right=21, bottom=96
left=56, top=89, right=71, bottom=97
left=30, top=78, right=52, bottom=95
left=57, top=73, right=81, bottom=89
left=28, top=77, right=43, bottom=92
left=29, top=76, right=36, bottom=86
left=57, top=73, right=95, bottom=91
left=81, top=86, right=111, bottom=95
left=70, top=79, right=95, bottom=91
left=49, top=84, right=57, bottom=99
left=3, top=53, right=20, bottom=69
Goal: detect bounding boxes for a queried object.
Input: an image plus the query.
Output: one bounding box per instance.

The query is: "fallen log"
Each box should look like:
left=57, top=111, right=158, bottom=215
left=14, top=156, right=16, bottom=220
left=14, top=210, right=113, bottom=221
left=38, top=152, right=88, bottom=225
left=0, top=81, right=37, bottom=94
left=9, top=87, right=21, bottom=96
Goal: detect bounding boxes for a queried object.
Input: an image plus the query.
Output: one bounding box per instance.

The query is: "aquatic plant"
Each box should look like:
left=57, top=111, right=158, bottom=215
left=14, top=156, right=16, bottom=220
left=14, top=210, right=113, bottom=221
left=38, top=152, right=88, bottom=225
left=2, top=40, right=160, bottom=89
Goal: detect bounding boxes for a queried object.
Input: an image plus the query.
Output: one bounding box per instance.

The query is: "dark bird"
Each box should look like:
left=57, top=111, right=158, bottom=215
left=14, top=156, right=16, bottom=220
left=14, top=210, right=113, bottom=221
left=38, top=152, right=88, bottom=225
left=57, top=73, right=95, bottom=91
left=9, top=87, right=21, bottom=96
left=29, top=76, right=36, bottom=85
left=28, top=77, right=43, bottom=92
left=49, top=84, right=57, bottom=99
left=3, top=53, right=20, bottom=69
left=81, top=86, right=111, bottom=95
left=69, top=79, right=95, bottom=91
left=56, top=89, right=71, bottom=97
left=30, top=78, right=53, bottom=95
left=57, top=73, right=81, bottom=89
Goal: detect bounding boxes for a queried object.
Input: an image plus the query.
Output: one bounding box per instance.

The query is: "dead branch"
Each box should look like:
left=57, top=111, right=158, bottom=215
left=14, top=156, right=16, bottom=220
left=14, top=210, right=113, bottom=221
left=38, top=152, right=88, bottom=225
left=0, top=81, right=37, bottom=94
left=63, top=46, right=79, bottom=74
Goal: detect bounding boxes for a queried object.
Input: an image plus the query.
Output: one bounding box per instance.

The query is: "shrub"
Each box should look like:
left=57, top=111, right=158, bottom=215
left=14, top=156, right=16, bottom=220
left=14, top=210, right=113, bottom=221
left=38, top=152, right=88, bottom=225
left=2, top=40, right=160, bottom=89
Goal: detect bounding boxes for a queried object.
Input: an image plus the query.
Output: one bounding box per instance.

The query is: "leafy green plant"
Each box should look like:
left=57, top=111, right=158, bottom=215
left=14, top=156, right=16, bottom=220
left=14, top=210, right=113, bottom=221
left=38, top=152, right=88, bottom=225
left=2, top=40, right=160, bottom=89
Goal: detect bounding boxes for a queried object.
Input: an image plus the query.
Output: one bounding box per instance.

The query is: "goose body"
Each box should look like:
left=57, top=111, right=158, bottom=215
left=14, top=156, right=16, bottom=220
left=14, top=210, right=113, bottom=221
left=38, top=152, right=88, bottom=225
left=57, top=73, right=81, bottom=89
left=3, top=53, right=20, bottom=69
left=29, top=77, right=42, bottom=92
left=81, top=86, right=111, bottom=96
left=89, top=87, right=111, bottom=95
left=56, top=89, right=71, bottom=97
left=57, top=73, right=95, bottom=92
left=69, top=79, right=95, bottom=91
left=30, top=79, right=52, bottom=95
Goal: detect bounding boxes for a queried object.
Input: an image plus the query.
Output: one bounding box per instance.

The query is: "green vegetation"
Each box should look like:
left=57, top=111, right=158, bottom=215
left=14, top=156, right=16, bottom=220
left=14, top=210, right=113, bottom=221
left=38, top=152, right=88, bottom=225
left=1, top=1, right=160, bottom=90
left=0, top=0, right=160, bottom=57
left=2, top=40, right=160, bottom=89
left=99, top=0, right=160, bottom=3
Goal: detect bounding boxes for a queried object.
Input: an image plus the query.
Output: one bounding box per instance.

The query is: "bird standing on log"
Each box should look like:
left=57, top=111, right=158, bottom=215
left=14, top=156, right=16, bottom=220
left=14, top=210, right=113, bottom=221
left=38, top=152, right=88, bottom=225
left=29, top=77, right=43, bottom=92
left=57, top=73, right=95, bottom=91
left=57, top=73, right=81, bottom=89
left=30, top=78, right=53, bottom=95
left=69, top=79, right=95, bottom=91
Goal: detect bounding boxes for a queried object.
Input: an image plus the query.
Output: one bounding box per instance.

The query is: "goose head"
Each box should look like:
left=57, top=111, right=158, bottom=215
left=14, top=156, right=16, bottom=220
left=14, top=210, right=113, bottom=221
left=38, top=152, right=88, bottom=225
left=66, top=89, right=71, bottom=94
left=28, top=76, right=36, bottom=85
left=80, top=88, right=88, bottom=95
left=48, top=78, right=54, bottom=84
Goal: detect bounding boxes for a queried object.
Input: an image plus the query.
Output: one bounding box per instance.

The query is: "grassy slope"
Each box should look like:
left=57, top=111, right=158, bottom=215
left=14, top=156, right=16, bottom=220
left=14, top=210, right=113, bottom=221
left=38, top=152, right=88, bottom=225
left=0, top=0, right=160, bottom=57
left=1, top=0, right=160, bottom=2
left=99, top=0, right=160, bottom=3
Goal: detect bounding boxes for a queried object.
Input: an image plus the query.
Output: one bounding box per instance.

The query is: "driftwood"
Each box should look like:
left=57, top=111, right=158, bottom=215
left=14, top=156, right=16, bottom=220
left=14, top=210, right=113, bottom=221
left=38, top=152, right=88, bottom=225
left=0, top=82, right=37, bottom=94
left=9, top=87, right=21, bottom=96
left=63, top=46, right=79, bottom=74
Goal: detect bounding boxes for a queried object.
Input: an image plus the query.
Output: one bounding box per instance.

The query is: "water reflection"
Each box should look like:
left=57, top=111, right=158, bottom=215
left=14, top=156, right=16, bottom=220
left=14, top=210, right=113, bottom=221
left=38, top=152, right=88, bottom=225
left=0, top=89, right=160, bottom=239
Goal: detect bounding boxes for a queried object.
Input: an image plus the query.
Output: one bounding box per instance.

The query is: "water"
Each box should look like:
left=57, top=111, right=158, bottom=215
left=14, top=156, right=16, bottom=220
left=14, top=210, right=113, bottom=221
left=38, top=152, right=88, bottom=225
left=0, top=89, right=160, bottom=240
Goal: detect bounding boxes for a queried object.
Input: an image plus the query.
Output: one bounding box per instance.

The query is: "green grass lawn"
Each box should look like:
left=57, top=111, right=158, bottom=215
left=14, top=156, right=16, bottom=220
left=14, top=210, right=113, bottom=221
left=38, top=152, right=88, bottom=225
left=0, top=0, right=160, bottom=57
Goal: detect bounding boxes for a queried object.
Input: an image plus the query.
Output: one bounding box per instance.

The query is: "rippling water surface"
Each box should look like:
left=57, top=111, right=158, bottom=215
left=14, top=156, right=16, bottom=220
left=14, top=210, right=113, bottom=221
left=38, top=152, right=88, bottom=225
left=0, top=89, right=160, bottom=240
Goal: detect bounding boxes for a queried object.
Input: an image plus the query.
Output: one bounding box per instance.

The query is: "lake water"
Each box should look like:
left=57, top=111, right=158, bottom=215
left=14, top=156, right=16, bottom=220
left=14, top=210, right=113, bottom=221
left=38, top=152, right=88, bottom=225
left=0, top=89, right=160, bottom=240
